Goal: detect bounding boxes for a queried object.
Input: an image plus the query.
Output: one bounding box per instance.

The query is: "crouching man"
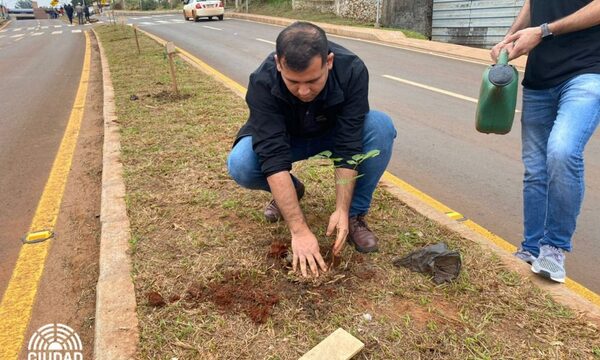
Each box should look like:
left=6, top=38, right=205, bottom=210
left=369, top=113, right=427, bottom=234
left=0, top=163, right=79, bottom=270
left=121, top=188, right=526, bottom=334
left=227, top=22, right=396, bottom=277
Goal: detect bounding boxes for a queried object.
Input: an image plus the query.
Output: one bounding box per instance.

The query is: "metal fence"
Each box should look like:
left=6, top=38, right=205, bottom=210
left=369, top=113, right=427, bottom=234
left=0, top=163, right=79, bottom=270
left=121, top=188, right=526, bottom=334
left=432, top=0, right=524, bottom=48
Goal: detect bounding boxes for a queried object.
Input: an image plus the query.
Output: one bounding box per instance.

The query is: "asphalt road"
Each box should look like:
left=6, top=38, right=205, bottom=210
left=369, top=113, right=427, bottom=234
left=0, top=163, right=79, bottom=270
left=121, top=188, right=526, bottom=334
left=123, top=14, right=599, bottom=294
left=0, top=19, right=86, bottom=298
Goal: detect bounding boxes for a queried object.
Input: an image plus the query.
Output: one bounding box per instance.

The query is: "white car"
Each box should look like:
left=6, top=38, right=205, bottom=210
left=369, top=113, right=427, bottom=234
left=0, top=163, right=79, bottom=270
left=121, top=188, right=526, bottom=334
left=183, top=0, right=224, bottom=21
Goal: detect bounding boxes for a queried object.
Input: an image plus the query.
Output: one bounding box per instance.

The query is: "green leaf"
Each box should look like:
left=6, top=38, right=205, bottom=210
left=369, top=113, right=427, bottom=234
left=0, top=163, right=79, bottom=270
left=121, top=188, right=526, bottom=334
left=309, top=150, right=332, bottom=160
left=346, top=160, right=357, bottom=165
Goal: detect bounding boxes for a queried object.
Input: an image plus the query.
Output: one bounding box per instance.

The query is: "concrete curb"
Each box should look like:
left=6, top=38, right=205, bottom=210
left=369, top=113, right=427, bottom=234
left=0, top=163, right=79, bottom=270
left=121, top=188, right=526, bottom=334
left=111, top=9, right=180, bottom=16
left=93, top=29, right=140, bottom=360
left=228, top=12, right=527, bottom=70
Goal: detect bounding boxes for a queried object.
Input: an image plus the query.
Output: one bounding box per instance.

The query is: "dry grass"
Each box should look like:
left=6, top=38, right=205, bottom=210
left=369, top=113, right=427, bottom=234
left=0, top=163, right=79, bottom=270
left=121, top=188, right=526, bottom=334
left=95, top=25, right=600, bottom=359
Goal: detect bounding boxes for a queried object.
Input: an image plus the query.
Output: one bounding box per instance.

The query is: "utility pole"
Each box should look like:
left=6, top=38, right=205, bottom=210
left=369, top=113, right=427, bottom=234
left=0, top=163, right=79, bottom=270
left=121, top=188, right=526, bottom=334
left=375, top=0, right=381, bottom=28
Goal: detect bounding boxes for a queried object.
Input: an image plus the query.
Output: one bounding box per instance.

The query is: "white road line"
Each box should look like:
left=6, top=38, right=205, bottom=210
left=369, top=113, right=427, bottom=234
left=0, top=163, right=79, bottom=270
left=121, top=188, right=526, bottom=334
left=68, top=24, right=75, bottom=27
left=0, top=29, right=6, bottom=33
left=10, top=34, right=25, bottom=38
left=171, top=19, right=185, bottom=22
left=0, top=35, right=5, bottom=38
left=256, top=38, right=275, bottom=45
left=157, top=20, right=170, bottom=23
left=13, top=28, right=22, bottom=31
left=203, top=25, right=223, bottom=31
left=32, top=32, right=44, bottom=36
left=14, top=37, right=23, bottom=42
left=84, top=23, right=92, bottom=26
left=383, top=74, right=478, bottom=103
left=140, top=21, right=153, bottom=25
left=27, top=26, right=36, bottom=30
left=72, top=29, right=82, bottom=33
left=54, top=25, right=62, bottom=28
left=41, top=26, right=48, bottom=29
left=383, top=74, right=522, bottom=113
left=51, top=30, right=63, bottom=35
left=130, top=17, right=139, bottom=19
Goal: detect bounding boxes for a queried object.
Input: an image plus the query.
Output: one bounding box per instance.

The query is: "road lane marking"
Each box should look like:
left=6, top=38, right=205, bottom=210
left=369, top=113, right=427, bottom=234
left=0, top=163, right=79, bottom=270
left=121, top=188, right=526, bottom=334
left=0, top=31, right=91, bottom=359
left=10, top=34, right=24, bottom=38
left=256, top=38, right=275, bottom=45
left=32, top=32, right=44, bottom=36
left=172, top=19, right=185, bottom=22
left=140, top=21, right=153, bottom=25
left=52, top=30, right=63, bottom=35
left=203, top=25, right=223, bottom=31
left=41, top=26, right=48, bottom=29
left=12, top=28, right=22, bottom=31
left=54, top=25, right=62, bottom=28
left=14, top=37, right=23, bottom=42
left=0, top=29, right=7, bottom=33
left=157, top=20, right=170, bottom=23
left=72, top=29, right=82, bottom=33
left=27, top=26, right=35, bottom=30
left=383, top=74, right=522, bottom=113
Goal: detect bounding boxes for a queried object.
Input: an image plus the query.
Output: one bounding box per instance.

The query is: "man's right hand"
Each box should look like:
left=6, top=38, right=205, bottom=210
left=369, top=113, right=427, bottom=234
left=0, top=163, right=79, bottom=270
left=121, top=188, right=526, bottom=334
left=490, top=40, right=514, bottom=62
left=291, top=229, right=328, bottom=277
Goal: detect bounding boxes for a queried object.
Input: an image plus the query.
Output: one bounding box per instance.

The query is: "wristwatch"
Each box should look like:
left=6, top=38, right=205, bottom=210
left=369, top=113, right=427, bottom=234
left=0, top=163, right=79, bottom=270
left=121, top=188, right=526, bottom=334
left=540, top=23, right=554, bottom=40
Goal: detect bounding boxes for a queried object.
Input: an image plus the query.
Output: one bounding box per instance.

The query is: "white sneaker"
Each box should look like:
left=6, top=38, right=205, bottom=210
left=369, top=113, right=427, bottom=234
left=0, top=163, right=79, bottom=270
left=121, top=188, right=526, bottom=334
left=514, top=248, right=536, bottom=264
left=531, top=245, right=566, bottom=283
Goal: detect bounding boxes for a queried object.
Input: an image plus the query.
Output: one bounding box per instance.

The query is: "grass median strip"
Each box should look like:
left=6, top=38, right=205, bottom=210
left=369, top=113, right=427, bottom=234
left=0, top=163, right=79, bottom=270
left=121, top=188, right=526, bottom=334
left=95, top=25, right=600, bottom=359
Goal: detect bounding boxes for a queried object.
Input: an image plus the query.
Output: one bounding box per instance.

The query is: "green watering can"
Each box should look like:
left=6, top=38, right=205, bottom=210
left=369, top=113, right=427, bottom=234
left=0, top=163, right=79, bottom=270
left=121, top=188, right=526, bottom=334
left=475, top=49, right=519, bottom=134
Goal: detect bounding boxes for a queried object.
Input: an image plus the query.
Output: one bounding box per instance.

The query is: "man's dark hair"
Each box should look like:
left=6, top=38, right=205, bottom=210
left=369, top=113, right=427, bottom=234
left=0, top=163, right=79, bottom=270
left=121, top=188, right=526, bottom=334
left=276, top=22, right=328, bottom=72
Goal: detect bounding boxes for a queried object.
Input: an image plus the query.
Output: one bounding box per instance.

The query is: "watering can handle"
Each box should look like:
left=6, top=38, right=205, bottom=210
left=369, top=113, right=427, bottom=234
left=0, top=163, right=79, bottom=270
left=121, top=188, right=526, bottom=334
left=498, top=49, right=509, bottom=65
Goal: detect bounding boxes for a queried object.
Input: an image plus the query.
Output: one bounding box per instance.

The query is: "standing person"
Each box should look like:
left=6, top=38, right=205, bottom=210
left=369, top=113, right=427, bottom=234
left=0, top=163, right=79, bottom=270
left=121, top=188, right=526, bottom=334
left=491, top=0, right=600, bottom=283
left=75, top=2, right=84, bottom=25
left=83, top=3, right=90, bottom=23
left=65, top=3, right=73, bottom=24
left=227, top=22, right=397, bottom=278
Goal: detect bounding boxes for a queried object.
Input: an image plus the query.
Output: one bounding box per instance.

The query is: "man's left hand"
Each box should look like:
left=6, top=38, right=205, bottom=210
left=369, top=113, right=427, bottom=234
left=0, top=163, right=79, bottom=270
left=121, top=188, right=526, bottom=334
left=504, top=26, right=542, bottom=60
left=327, top=210, right=349, bottom=256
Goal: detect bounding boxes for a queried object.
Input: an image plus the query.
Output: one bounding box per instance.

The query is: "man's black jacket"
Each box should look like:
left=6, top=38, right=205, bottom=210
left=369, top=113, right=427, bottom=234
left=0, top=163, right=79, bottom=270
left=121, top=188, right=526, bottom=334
left=235, top=41, right=370, bottom=177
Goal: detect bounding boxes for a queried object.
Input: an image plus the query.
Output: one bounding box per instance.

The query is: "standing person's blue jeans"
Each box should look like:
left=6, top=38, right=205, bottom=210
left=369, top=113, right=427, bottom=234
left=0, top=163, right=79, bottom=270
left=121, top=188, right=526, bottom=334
left=520, top=74, right=600, bottom=256
left=227, top=110, right=397, bottom=216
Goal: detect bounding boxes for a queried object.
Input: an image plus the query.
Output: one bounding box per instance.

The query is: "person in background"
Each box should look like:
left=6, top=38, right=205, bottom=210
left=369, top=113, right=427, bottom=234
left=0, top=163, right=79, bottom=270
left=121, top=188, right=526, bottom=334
left=65, top=3, right=73, bottom=24
left=83, top=3, right=90, bottom=23
left=491, top=0, right=600, bottom=283
left=75, top=2, right=84, bottom=25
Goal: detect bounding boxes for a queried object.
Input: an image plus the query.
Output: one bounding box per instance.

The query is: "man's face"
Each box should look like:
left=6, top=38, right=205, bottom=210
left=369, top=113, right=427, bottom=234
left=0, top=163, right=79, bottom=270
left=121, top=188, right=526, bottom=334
left=275, top=53, right=334, bottom=103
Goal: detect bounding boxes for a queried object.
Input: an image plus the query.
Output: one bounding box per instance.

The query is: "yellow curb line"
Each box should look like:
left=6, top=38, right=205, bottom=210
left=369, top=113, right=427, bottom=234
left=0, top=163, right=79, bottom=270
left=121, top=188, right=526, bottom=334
left=0, top=31, right=91, bottom=359
left=132, top=26, right=600, bottom=308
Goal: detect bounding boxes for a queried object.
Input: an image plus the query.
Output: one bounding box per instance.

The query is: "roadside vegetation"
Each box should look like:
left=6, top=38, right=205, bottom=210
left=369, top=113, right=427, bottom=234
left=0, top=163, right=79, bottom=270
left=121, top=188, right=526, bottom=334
left=95, top=24, right=599, bottom=359
left=236, top=0, right=427, bottom=39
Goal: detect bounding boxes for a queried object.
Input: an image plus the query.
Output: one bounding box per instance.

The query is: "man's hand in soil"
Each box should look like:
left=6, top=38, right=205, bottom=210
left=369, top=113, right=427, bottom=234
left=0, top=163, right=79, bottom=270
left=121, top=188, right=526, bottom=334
left=267, top=171, right=328, bottom=277
left=327, top=209, right=349, bottom=256
left=328, top=168, right=357, bottom=256
left=291, top=228, right=328, bottom=277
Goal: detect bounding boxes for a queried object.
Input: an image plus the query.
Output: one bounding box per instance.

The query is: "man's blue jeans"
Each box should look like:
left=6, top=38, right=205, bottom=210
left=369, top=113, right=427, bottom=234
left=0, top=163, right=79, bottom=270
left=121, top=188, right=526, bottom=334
left=227, top=110, right=397, bottom=217
left=521, top=74, right=600, bottom=256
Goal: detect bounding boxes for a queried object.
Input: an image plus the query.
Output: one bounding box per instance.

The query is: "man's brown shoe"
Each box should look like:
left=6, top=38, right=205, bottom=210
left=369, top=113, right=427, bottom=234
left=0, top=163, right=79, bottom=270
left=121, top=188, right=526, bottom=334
left=348, top=215, right=379, bottom=253
left=264, top=181, right=305, bottom=222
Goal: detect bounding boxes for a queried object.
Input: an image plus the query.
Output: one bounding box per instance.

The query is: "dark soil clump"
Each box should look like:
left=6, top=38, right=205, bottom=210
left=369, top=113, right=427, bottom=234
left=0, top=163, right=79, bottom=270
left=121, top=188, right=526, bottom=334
left=185, top=271, right=280, bottom=324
